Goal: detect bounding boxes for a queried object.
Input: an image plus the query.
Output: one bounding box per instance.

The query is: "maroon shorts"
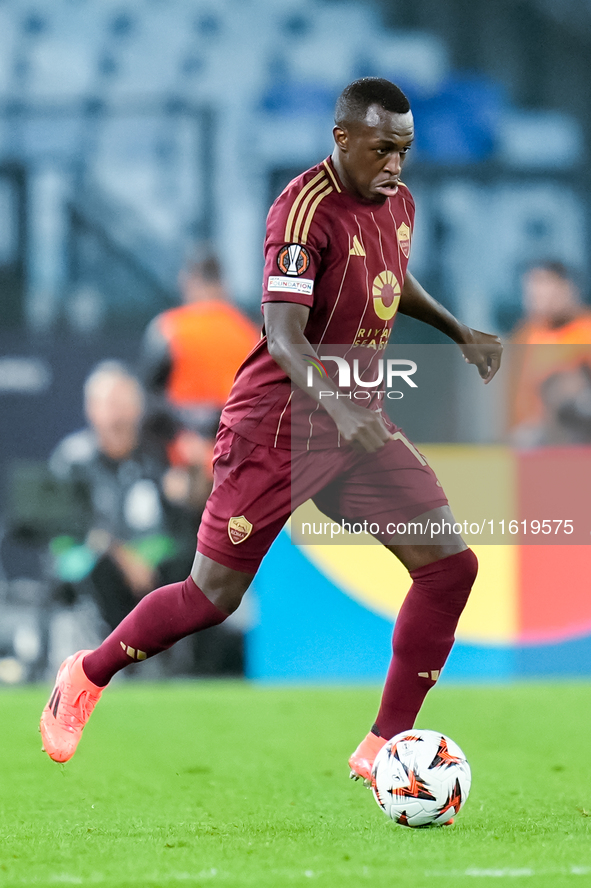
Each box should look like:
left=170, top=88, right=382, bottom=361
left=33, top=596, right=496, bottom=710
left=197, top=424, right=448, bottom=573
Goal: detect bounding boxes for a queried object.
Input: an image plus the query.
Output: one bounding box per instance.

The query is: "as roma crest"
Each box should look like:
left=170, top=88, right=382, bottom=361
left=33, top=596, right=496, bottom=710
left=228, top=515, right=253, bottom=545
left=397, top=222, right=411, bottom=259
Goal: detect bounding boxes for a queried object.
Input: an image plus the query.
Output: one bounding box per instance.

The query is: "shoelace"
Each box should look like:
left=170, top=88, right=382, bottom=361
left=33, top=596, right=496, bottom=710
left=59, top=686, right=100, bottom=728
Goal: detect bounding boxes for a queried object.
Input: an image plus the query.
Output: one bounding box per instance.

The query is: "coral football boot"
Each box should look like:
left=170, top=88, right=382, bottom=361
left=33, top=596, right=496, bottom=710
left=348, top=732, right=387, bottom=786
left=40, top=650, right=103, bottom=763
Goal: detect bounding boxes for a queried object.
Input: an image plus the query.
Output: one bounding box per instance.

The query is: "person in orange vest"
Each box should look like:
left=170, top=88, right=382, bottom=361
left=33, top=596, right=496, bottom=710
left=508, top=261, right=591, bottom=445
left=140, top=248, right=260, bottom=511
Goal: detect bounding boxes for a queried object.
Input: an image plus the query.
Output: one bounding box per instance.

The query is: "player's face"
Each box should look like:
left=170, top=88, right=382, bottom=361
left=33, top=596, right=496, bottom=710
left=333, top=105, right=414, bottom=203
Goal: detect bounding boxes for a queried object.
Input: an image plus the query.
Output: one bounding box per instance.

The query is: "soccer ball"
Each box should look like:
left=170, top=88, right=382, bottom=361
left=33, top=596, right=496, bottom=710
left=371, top=729, right=471, bottom=827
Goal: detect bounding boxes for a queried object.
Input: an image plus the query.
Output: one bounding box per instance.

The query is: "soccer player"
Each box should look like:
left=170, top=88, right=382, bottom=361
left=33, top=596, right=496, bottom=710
left=40, top=78, right=502, bottom=782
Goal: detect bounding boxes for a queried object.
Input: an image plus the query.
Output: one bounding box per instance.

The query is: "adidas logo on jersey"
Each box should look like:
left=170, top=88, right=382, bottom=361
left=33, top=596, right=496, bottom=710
left=349, top=235, right=365, bottom=256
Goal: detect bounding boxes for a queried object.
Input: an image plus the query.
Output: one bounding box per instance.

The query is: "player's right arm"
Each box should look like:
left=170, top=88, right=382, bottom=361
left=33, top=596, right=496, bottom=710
left=264, top=301, right=390, bottom=452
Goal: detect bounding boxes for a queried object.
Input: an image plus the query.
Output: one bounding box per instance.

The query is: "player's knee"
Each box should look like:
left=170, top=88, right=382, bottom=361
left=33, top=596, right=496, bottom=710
left=443, top=548, right=478, bottom=610
left=189, top=574, right=246, bottom=614
left=412, top=547, right=478, bottom=608
left=440, top=547, right=478, bottom=599
left=206, top=585, right=245, bottom=615
left=191, top=552, right=252, bottom=614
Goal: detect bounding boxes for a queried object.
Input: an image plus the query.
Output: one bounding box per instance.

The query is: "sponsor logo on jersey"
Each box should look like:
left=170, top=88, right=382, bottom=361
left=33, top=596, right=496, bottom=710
left=397, top=222, right=411, bottom=258
left=277, top=243, right=311, bottom=276
left=372, top=270, right=401, bottom=321
left=349, top=235, right=366, bottom=257
left=353, top=327, right=391, bottom=349
left=267, top=276, right=314, bottom=296
left=228, top=515, right=253, bottom=545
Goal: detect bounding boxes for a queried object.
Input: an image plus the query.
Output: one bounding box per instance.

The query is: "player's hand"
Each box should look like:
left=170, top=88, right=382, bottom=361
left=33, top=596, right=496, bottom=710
left=457, top=328, right=503, bottom=384
left=332, top=401, right=391, bottom=452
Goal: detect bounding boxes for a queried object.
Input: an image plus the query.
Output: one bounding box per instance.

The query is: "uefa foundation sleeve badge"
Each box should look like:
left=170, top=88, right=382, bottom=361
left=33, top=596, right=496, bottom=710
left=228, top=515, right=253, bottom=545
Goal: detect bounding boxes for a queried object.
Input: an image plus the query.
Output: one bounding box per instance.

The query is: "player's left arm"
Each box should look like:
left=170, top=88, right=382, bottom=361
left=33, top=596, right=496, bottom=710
left=399, top=271, right=503, bottom=384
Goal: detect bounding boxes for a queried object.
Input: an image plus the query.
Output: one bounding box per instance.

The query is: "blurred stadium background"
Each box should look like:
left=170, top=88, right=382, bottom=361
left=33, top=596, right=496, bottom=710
left=1, top=0, right=591, bottom=685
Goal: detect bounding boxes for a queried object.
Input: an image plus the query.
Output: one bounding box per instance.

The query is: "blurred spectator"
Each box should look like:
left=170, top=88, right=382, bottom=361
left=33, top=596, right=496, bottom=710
left=511, top=262, right=591, bottom=345
left=508, top=262, right=591, bottom=445
left=536, top=364, right=591, bottom=445
left=49, top=361, right=196, bottom=631
left=140, top=246, right=259, bottom=512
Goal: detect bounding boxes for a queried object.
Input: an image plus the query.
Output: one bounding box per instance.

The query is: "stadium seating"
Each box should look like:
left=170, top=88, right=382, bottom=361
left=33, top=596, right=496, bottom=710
left=0, top=0, right=583, bottom=329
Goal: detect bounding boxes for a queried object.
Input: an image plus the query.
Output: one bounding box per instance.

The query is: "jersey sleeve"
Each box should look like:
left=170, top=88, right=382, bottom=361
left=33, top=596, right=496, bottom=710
left=261, top=177, right=329, bottom=309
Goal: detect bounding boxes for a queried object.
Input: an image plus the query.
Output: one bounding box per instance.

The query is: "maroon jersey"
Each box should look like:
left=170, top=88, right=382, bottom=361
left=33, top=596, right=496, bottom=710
left=221, top=156, right=415, bottom=449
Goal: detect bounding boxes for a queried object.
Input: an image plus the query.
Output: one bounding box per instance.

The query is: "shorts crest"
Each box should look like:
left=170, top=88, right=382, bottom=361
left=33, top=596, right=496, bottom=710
left=228, top=515, right=253, bottom=545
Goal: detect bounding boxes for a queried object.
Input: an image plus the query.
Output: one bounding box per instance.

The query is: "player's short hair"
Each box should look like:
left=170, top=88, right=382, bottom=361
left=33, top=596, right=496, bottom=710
left=335, top=78, right=411, bottom=128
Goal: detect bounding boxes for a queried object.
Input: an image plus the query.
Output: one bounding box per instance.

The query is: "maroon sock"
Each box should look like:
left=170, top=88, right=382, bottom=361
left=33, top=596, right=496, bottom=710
left=372, top=548, right=478, bottom=740
left=82, top=576, right=228, bottom=687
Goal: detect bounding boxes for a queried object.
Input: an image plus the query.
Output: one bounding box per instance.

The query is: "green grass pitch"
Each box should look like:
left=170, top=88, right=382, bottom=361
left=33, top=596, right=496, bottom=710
left=1, top=680, right=591, bottom=887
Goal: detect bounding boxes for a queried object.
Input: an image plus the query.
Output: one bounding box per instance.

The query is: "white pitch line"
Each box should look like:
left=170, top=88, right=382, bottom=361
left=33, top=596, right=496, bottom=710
left=426, top=865, right=591, bottom=879
left=12, top=870, right=222, bottom=885
left=466, top=869, right=535, bottom=878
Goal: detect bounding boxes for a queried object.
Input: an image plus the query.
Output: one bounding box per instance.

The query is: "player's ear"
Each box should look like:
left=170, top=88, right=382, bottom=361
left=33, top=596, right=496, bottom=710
left=333, top=125, right=348, bottom=153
